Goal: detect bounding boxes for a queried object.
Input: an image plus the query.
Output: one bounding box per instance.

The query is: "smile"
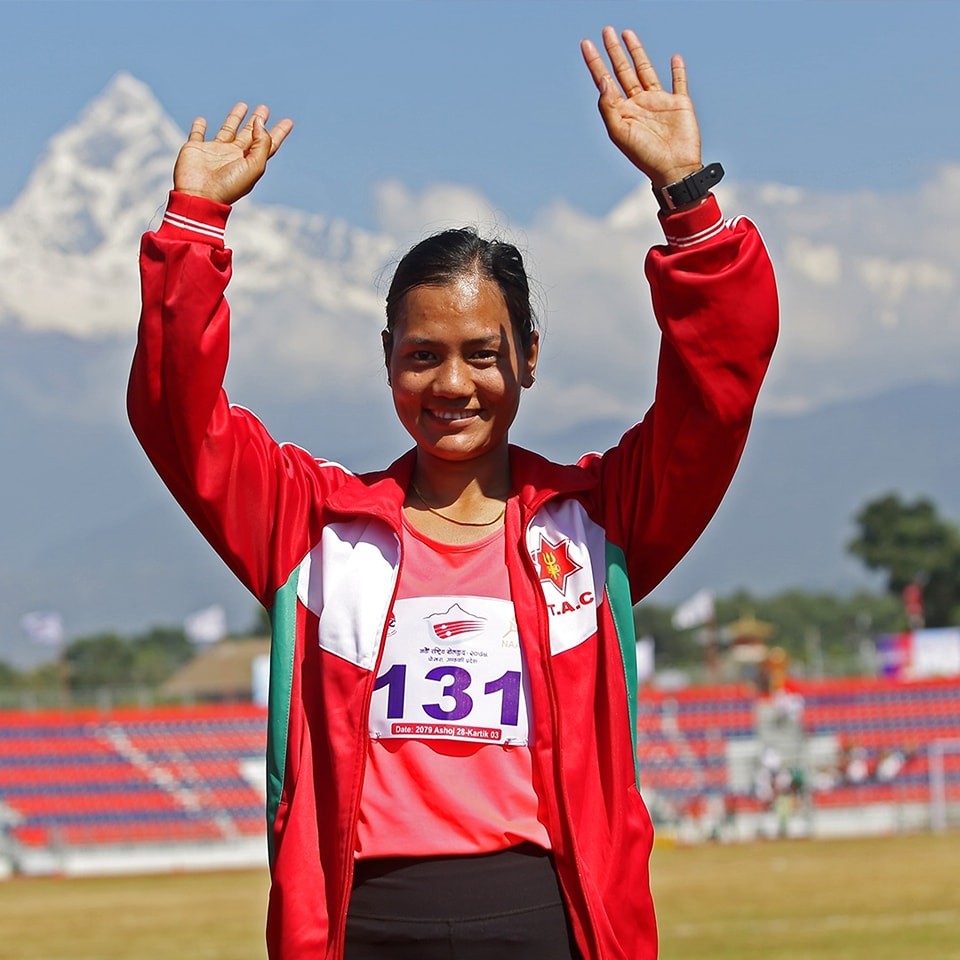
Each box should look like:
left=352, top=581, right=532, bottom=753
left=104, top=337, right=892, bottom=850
left=429, top=409, right=479, bottom=422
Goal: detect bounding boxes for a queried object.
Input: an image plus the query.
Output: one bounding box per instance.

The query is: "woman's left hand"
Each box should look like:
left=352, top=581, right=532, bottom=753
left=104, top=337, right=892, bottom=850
left=173, top=103, right=294, bottom=205
left=581, top=26, right=702, bottom=189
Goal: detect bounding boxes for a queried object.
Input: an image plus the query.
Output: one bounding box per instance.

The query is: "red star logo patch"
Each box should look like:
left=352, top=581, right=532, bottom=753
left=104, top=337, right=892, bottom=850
left=535, top=535, right=582, bottom=596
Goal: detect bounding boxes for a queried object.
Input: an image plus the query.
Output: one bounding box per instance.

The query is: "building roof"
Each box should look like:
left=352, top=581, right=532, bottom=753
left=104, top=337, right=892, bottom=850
left=160, top=638, right=269, bottom=701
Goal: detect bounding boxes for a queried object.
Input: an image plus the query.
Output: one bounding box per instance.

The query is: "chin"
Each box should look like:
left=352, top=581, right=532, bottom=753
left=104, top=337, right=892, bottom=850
left=420, top=438, right=503, bottom=463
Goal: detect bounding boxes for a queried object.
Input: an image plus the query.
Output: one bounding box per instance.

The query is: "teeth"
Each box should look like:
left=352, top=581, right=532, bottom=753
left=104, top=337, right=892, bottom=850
left=433, top=410, right=475, bottom=421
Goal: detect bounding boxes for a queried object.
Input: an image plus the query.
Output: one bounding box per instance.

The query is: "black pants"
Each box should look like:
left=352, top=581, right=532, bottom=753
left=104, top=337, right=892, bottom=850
left=345, top=843, right=583, bottom=959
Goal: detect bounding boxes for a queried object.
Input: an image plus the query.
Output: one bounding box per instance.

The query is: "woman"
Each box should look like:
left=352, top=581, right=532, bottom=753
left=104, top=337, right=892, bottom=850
left=128, top=27, right=778, bottom=960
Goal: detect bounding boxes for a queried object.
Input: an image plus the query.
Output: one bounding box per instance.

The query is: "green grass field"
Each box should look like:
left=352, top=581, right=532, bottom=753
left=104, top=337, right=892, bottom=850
left=651, top=832, right=960, bottom=959
left=1, top=833, right=958, bottom=959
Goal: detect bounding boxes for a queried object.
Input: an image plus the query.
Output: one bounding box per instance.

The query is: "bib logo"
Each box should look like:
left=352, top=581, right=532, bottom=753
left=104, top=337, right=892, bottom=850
left=426, top=603, right=486, bottom=642
left=534, top=535, right=582, bottom=596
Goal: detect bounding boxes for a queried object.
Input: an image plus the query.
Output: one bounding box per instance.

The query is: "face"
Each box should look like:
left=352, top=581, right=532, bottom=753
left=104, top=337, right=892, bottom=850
left=384, top=274, right=538, bottom=467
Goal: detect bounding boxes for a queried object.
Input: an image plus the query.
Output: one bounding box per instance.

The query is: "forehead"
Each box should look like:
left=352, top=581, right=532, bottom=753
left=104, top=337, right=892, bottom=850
left=393, top=275, right=511, bottom=340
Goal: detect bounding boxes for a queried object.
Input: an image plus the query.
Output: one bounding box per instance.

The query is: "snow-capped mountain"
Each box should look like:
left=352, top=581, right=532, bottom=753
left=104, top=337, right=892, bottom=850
left=0, top=74, right=178, bottom=337
left=5, top=74, right=179, bottom=251
left=0, top=72, right=395, bottom=406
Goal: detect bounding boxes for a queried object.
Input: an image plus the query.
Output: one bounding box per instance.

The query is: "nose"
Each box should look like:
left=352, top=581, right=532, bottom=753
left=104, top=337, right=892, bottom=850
left=432, top=356, right=472, bottom=397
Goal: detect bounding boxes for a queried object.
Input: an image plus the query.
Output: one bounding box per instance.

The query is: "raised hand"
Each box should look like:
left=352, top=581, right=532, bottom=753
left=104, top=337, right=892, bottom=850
left=173, top=103, right=294, bottom=205
left=581, top=27, right=702, bottom=189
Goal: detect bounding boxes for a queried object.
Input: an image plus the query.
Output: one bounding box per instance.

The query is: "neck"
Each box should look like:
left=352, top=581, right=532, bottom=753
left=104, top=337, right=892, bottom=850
left=411, top=448, right=511, bottom=505
left=404, top=450, right=511, bottom=539
left=410, top=483, right=506, bottom=531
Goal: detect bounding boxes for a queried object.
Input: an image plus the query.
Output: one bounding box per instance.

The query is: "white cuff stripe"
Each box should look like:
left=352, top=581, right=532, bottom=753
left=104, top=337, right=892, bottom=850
left=163, top=211, right=226, bottom=239
left=664, top=216, right=727, bottom=248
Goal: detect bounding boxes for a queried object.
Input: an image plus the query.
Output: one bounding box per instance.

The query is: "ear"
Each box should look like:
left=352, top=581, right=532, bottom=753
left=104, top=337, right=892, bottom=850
left=381, top=330, right=393, bottom=384
left=521, top=331, right=539, bottom=389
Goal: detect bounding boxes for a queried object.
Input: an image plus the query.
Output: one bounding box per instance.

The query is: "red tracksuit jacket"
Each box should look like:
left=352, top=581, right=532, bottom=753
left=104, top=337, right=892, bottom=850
left=128, top=190, right=778, bottom=958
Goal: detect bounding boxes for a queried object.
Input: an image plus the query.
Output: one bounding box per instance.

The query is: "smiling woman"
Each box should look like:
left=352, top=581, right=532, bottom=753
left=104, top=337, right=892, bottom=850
left=383, top=237, right=539, bottom=539
left=127, top=25, right=778, bottom=960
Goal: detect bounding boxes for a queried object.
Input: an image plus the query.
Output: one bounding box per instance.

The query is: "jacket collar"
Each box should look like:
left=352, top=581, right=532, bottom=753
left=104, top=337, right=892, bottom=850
left=323, top=446, right=597, bottom=524
left=506, top=445, right=598, bottom=516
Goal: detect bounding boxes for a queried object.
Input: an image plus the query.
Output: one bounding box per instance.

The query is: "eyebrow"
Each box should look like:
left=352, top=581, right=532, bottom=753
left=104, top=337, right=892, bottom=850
left=399, top=334, right=504, bottom=348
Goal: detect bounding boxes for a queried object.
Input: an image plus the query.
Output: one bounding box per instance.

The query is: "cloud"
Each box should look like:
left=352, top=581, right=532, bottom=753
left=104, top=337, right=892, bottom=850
left=373, top=179, right=510, bottom=243
left=249, top=165, right=960, bottom=422
left=786, top=238, right=842, bottom=287
left=4, top=154, right=960, bottom=428
left=716, top=168, right=960, bottom=411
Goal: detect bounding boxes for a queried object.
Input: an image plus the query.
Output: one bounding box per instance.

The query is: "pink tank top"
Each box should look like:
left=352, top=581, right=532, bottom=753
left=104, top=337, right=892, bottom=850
left=355, top=516, right=550, bottom=858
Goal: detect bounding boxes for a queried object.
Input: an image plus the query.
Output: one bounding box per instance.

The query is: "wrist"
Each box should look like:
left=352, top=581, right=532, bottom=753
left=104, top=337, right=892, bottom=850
left=653, top=163, right=724, bottom=213
left=649, top=163, right=703, bottom=191
left=174, top=187, right=232, bottom=205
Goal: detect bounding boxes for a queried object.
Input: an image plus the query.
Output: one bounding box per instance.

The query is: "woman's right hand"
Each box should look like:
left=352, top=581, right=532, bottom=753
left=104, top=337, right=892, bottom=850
left=173, top=103, right=294, bottom=205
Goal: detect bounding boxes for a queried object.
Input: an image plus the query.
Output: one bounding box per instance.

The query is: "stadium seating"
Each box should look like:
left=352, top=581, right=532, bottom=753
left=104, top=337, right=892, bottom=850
left=2, top=678, right=959, bottom=853
left=635, top=676, right=960, bottom=825
left=0, top=704, right=267, bottom=850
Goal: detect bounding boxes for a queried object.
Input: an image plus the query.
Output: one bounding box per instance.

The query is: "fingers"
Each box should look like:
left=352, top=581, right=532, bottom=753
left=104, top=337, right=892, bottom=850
left=599, top=27, right=641, bottom=96
left=189, top=101, right=293, bottom=156
left=580, top=37, right=615, bottom=96
left=246, top=113, right=295, bottom=167
left=671, top=54, right=688, bottom=97
left=213, top=102, right=250, bottom=143
left=234, top=104, right=269, bottom=151
left=583, top=27, right=667, bottom=99
left=621, top=29, right=663, bottom=92
left=245, top=114, right=273, bottom=169
left=266, top=118, right=295, bottom=158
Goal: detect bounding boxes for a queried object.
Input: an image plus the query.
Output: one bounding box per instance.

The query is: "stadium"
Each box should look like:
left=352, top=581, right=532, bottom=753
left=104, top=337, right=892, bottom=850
left=2, top=3, right=960, bottom=956
left=2, top=631, right=959, bottom=958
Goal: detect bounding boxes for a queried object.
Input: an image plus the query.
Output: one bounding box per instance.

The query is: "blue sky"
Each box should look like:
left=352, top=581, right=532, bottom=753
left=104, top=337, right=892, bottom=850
left=2, top=1, right=958, bottom=229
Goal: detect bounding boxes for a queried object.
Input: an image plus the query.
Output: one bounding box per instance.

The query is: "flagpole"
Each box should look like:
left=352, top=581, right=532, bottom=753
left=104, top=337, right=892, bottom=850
left=57, top=639, right=70, bottom=708
left=706, top=610, right=719, bottom=684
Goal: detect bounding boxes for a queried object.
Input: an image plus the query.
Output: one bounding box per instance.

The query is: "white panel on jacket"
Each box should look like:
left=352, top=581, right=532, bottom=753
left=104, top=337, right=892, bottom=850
left=526, top=500, right=606, bottom=656
left=297, top=519, right=401, bottom=670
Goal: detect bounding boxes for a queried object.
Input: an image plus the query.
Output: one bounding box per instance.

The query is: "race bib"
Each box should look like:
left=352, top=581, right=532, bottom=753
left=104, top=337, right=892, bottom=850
left=369, top=596, right=531, bottom=745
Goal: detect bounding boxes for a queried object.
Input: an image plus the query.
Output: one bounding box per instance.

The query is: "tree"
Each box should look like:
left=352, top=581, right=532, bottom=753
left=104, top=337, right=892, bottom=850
left=0, top=661, right=19, bottom=687
left=131, top=627, right=194, bottom=685
left=64, top=633, right=135, bottom=692
left=62, top=626, right=195, bottom=693
left=848, top=493, right=960, bottom=627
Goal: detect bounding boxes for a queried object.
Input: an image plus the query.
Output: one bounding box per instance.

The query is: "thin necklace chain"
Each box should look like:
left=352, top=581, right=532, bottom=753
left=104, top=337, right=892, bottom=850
left=410, top=482, right=506, bottom=528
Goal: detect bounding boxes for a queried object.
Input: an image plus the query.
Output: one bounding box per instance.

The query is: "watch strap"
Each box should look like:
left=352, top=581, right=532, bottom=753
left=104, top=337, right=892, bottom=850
left=655, top=162, right=725, bottom=212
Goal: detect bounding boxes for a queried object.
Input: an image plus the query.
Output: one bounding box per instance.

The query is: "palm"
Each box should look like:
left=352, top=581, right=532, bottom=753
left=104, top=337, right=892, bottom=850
left=174, top=140, right=259, bottom=203
left=582, top=28, right=703, bottom=188
left=603, top=89, right=701, bottom=186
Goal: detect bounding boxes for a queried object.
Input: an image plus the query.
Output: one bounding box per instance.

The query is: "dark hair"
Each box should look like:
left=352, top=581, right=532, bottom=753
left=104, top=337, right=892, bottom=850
left=384, top=228, right=537, bottom=352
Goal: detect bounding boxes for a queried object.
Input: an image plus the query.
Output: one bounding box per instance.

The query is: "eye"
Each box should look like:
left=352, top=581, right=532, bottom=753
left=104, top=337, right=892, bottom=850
left=409, top=349, right=437, bottom=364
left=471, top=348, right=500, bottom=363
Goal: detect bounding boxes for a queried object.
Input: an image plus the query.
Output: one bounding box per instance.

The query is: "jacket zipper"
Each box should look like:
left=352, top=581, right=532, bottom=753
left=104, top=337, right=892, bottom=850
left=333, top=525, right=403, bottom=960
left=520, top=510, right=602, bottom=960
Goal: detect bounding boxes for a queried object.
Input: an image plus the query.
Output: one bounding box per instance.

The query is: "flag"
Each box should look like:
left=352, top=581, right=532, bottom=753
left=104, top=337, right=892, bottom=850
left=252, top=653, right=271, bottom=708
left=671, top=589, right=715, bottom=630
left=902, top=580, right=924, bottom=629
left=20, top=611, right=65, bottom=646
left=635, top=636, right=655, bottom=683
left=184, top=604, right=228, bottom=645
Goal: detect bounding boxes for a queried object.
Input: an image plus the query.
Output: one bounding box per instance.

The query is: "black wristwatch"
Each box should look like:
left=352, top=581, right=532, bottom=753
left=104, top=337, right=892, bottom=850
left=654, top=162, right=724, bottom=212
